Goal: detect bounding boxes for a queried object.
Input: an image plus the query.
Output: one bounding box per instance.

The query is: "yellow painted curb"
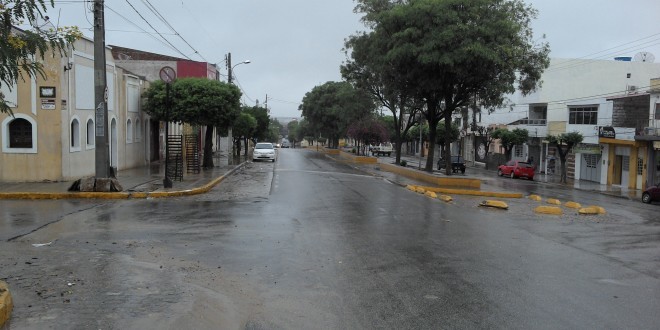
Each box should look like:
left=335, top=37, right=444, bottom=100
left=587, top=205, right=606, bottom=214
left=421, top=186, right=523, bottom=198
left=0, top=281, right=13, bottom=328
left=378, top=163, right=481, bottom=189
left=479, top=200, right=509, bottom=209
left=535, top=205, right=563, bottom=215
left=415, top=187, right=426, bottom=194
left=425, top=191, right=438, bottom=198
left=406, top=185, right=417, bottom=192
left=564, top=201, right=582, bottom=209
left=438, top=195, right=453, bottom=202
left=546, top=198, right=561, bottom=205
left=529, top=194, right=542, bottom=201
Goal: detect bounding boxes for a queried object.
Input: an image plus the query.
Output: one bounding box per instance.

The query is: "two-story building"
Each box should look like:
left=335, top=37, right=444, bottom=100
left=477, top=56, right=660, bottom=190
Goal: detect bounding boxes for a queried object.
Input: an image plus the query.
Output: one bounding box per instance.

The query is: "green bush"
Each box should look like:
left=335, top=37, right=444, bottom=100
left=352, top=148, right=356, bottom=153
left=400, top=160, right=407, bottom=167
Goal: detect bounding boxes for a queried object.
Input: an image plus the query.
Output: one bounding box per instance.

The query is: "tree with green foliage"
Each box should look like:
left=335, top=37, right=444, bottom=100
left=342, top=27, right=421, bottom=165
left=355, top=0, right=550, bottom=173
left=287, top=120, right=299, bottom=147
left=243, top=105, right=270, bottom=143
left=298, top=81, right=376, bottom=148
left=268, top=118, right=283, bottom=142
left=1, top=0, right=81, bottom=114
left=143, top=78, right=241, bottom=167
left=492, top=128, right=529, bottom=161
left=232, top=112, right=256, bottom=157
left=436, top=121, right=460, bottom=158
left=547, top=132, right=583, bottom=183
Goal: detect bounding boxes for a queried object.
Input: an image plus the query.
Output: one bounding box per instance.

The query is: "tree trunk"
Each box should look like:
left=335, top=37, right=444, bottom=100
left=202, top=126, right=214, bottom=168
left=243, top=137, right=248, bottom=156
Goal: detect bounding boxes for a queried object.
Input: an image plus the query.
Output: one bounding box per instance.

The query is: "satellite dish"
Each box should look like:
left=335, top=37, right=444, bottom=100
left=633, top=52, right=655, bottom=63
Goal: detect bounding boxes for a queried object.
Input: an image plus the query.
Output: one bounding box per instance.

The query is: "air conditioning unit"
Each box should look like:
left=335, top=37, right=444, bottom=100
left=627, top=85, right=638, bottom=93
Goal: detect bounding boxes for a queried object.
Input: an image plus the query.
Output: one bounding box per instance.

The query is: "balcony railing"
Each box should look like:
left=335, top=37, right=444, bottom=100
left=515, top=119, right=547, bottom=126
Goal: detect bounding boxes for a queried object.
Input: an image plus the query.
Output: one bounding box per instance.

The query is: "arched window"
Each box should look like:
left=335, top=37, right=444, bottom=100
left=87, top=118, right=95, bottom=147
left=9, top=118, right=32, bottom=148
left=135, top=118, right=142, bottom=141
left=126, top=118, right=133, bottom=143
left=2, top=114, right=38, bottom=153
left=70, top=118, right=80, bottom=150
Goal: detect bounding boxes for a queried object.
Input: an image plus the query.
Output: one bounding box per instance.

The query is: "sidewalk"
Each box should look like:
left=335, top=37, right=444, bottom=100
left=0, top=154, right=247, bottom=199
left=373, top=153, right=643, bottom=201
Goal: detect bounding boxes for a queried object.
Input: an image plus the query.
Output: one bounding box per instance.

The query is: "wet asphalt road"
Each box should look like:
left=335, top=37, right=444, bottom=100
left=1, top=148, right=660, bottom=329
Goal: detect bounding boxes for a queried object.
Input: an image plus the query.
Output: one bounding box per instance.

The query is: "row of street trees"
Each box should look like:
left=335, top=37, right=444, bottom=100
left=338, top=0, right=551, bottom=174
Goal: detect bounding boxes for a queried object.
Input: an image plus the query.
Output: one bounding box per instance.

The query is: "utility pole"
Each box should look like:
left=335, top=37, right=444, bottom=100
left=226, top=52, right=232, bottom=84
left=265, top=94, right=268, bottom=113
left=94, top=0, right=109, bottom=178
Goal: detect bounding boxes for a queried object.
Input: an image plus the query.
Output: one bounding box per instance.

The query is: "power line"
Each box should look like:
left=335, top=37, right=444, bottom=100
left=122, top=0, right=191, bottom=60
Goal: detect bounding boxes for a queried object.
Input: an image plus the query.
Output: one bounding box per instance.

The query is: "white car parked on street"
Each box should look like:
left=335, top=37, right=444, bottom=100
left=252, top=142, right=276, bottom=162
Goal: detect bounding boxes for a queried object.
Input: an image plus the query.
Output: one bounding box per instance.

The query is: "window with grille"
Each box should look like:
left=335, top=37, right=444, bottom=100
left=569, top=106, right=598, bottom=125
left=514, top=145, right=524, bottom=158
left=638, top=157, right=644, bottom=175
left=9, top=118, right=32, bottom=148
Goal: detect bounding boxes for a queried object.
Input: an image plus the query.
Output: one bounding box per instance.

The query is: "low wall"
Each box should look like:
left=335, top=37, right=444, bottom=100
left=379, top=163, right=481, bottom=189
left=338, top=151, right=377, bottom=164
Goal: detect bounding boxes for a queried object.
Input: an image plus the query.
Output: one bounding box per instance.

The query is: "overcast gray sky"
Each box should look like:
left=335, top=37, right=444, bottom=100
left=46, top=0, right=660, bottom=119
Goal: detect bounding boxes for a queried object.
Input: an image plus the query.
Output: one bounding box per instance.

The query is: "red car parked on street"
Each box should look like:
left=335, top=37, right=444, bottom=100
left=497, top=160, right=535, bottom=180
left=642, top=183, right=660, bottom=204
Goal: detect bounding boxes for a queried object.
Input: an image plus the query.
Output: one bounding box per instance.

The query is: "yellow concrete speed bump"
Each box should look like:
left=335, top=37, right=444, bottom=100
left=479, top=200, right=508, bottom=210
left=578, top=207, right=600, bottom=215
left=587, top=205, right=606, bottom=214
left=564, top=201, right=582, bottom=209
left=0, top=281, right=13, bottom=328
left=415, top=187, right=426, bottom=194
left=406, top=185, right=417, bottom=192
left=438, top=195, right=453, bottom=203
left=425, top=191, right=438, bottom=198
left=529, top=194, right=542, bottom=201
left=546, top=198, right=561, bottom=205
left=534, top=205, right=562, bottom=215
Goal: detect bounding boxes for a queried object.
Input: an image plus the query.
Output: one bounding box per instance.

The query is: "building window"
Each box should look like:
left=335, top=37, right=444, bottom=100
left=655, top=103, right=660, bottom=120
left=569, top=106, right=598, bottom=125
left=70, top=118, right=80, bottom=150
left=9, top=118, right=32, bottom=148
left=514, top=145, right=524, bottom=158
left=638, top=157, right=644, bottom=175
left=135, top=118, right=142, bottom=141
left=87, top=118, right=95, bottom=147
left=126, top=118, right=133, bottom=143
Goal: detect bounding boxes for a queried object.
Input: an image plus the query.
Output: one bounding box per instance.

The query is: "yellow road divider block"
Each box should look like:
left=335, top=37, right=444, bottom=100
left=438, top=195, right=453, bottom=202
left=564, top=201, right=582, bottom=209
left=479, top=200, right=509, bottom=209
left=425, top=191, right=438, bottom=198
left=407, top=185, right=417, bottom=192
left=416, top=187, right=426, bottom=194
left=529, top=194, right=542, bottom=201
left=587, top=205, right=606, bottom=214
left=0, top=281, right=13, bottom=328
left=535, top=205, right=562, bottom=215
left=578, top=207, right=600, bottom=215
left=546, top=198, right=561, bottom=205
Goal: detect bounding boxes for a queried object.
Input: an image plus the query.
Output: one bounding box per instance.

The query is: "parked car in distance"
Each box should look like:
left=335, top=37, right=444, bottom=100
left=498, top=160, right=535, bottom=180
left=437, top=155, right=466, bottom=173
left=281, top=139, right=291, bottom=148
left=252, top=142, right=276, bottom=162
left=642, top=183, right=660, bottom=204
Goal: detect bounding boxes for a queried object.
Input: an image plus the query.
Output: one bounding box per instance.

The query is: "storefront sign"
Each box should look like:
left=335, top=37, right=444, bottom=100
left=598, top=126, right=616, bottom=138
left=573, top=143, right=601, bottom=154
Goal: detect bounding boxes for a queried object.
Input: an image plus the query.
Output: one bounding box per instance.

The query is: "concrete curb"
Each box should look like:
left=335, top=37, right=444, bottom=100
left=0, top=281, right=12, bottom=328
left=0, top=162, right=247, bottom=200
left=414, top=185, right=523, bottom=198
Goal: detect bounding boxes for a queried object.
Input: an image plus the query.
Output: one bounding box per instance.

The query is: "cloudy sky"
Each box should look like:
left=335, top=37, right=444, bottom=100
left=43, top=0, right=660, bottom=119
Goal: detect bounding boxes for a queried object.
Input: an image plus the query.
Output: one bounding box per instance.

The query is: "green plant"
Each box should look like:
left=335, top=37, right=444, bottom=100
left=400, top=160, right=407, bottom=167
left=352, top=148, right=356, bottom=153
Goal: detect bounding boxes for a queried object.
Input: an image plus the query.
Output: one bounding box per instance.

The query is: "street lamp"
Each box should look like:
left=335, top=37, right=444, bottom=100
left=225, top=52, right=250, bottom=84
